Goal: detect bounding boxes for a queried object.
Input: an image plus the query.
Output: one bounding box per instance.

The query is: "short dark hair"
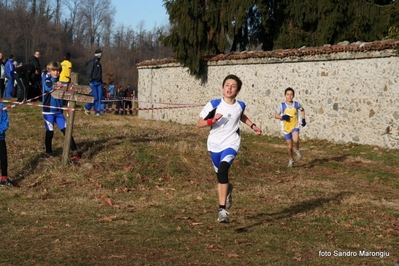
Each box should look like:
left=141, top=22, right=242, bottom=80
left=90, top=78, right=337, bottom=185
left=222, top=74, right=242, bottom=91
left=65, top=52, right=71, bottom=60
left=285, top=87, right=295, bottom=96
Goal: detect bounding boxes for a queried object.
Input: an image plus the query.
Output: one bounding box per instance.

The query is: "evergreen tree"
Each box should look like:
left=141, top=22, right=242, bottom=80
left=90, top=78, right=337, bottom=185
left=162, top=0, right=397, bottom=78
left=162, top=0, right=260, bottom=78
left=273, top=0, right=395, bottom=49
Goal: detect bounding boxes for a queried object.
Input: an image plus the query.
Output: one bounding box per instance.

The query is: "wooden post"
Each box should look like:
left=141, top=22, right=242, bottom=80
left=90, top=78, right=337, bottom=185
left=61, top=93, right=76, bottom=166
left=51, top=85, right=93, bottom=166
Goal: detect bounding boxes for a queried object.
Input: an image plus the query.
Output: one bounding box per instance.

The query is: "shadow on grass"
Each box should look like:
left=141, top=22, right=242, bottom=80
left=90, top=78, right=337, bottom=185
left=235, top=191, right=352, bottom=233
left=302, top=154, right=349, bottom=168
left=12, top=131, right=187, bottom=183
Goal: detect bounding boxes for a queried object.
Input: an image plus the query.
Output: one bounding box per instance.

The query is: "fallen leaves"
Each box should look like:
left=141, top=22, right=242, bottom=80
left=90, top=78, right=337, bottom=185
left=98, top=216, right=117, bottom=222
left=99, top=194, right=114, bottom=206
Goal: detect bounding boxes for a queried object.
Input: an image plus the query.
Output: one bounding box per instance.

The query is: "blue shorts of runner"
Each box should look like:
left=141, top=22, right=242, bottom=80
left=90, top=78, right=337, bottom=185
left=43, top=113, right=66, bottom=131
left=210, top=148, right=237, bottom=170
left=284, top=128, right=300, bottom=140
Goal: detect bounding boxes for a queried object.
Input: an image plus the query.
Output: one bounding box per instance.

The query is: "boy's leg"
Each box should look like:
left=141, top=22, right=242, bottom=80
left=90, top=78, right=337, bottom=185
left=0, top=139, right=8, bottom=177
left=292, top=130, right=300, bottom=151
left=291, top=130, right=303, bottom=160
left=45, top=131, right=54, bottom=153
left=43, top=114, right=55, bottom=153
left=211, top=148, right=236, bottom=207
left=286, top=138, right=294, bottom=160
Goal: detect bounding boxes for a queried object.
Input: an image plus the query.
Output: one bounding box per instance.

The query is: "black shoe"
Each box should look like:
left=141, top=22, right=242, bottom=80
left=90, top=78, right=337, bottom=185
left=0, top=179, right=14, bottom=187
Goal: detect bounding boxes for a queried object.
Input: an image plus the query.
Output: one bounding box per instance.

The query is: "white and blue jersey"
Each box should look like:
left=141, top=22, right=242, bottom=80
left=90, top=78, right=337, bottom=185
left=276, top=101, right=303, bottom=135
left=0, top=104, right=9, bottom=141
left=200, top=98, right=246, bottom=153
left=42, top=72, right=63, bottom=114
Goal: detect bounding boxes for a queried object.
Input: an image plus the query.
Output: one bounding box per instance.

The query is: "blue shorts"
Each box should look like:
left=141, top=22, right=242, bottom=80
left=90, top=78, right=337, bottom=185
left=210, top=148, right=237, bottom=169
left=284, top=128, right=300, bottom=140
left=43, top=113, right=67, bottom=131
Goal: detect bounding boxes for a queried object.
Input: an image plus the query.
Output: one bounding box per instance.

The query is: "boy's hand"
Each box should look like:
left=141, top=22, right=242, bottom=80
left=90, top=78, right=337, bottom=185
left=253, top=126, right=262, bottom=135
left=301, top=119, right=307, bottom=127
left=214, top=113, right=223, bottom=121
left=281, top=114, right=290, bottom=121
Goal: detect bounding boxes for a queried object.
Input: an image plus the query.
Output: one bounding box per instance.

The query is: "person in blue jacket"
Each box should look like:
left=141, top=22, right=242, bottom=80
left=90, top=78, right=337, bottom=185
left=4, top=55, right=15, bottom=99
left=42, top=61, right=80, bottom=159
left=0, top=103, right=12, bottom=186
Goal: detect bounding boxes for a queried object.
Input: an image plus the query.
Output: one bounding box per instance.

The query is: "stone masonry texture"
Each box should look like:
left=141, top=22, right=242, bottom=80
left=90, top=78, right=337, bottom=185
left=137, top=40, right=399, bottom=149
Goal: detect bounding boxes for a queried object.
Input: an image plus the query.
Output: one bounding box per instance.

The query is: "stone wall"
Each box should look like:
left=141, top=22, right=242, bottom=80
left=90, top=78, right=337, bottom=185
left=137, top=40, right=399, bottom=149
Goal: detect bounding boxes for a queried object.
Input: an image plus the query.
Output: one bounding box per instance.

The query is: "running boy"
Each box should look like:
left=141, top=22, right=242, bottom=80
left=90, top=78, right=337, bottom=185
left=42, top=61, right=80, bottom=159
left=197, top=74, right=262, bottom=223
left=275, top=87, right=306, bottom=167
left=0, top=103, right=12, bottom=186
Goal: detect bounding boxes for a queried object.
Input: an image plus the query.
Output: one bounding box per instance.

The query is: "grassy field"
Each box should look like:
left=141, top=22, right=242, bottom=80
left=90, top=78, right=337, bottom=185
left=0, top=104, right=398, bottom=266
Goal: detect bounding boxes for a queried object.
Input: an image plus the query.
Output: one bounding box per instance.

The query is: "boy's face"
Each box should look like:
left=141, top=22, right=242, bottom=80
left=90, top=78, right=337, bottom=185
left=222, top=78, right=239, bottom=98
left=50, top=69, right=60, bottom=79
left=285, top=90, right=294, bottom=103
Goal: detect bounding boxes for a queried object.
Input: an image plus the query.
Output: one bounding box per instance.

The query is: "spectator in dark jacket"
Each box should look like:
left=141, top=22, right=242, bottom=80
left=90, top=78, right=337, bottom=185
left=28, top=51, right=42, bottom=94
left=124, top=84, right=134, bottom=115
left=13, top=64, right=35, bottom=102
left=115, top=85, right=125, bottom=115
left=84, top=49, right=103, bottom=116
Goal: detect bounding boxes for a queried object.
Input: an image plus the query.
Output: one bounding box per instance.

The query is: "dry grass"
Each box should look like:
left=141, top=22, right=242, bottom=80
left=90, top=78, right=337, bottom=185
left=0, top=104, right=398, bottom=265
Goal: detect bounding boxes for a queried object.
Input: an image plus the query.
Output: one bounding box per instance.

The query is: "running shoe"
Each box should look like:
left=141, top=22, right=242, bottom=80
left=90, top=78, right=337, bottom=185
left=294, top=150, right=303, bottom=160
left=217, top=208, right=230, bottom=223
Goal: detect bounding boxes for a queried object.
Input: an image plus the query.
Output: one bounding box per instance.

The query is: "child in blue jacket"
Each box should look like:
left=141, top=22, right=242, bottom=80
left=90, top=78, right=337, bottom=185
left=0, top=103, right=12, bottom=186
left=42, top=61, right=80, bottom=159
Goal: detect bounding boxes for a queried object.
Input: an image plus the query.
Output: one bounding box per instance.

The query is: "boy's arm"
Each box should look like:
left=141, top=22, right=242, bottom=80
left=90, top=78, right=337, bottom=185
left=86, top=59, right=94, bottom=82
left=274, top=104, right=287, bottom=120
left=300, top=108, right=306, bottom=126
left=197, top=113, right=223, bottom=128
left=275, top=113, right=284, bottom=120
left=0, top=109, right=9, bottom=133
left=43, top=75, right=55, bottom=92
left=241, top=114, right=262, bottom=135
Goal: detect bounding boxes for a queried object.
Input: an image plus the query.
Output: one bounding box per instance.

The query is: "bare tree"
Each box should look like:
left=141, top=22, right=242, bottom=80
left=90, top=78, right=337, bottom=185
left=75, top=0, right=115, bottom=47
left=62, top=0, right=80, bottom=43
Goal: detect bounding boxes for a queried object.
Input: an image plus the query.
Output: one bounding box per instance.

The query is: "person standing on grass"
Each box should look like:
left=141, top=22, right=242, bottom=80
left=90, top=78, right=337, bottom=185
left=275, top=87, right=306, bottom=168
left=197, top=74, right=262, bottom=223
left=124, top=84, right=134, bottom=115
left=114, top=85, right=125, bottom=115
left=42, top=61, right=80, bottom=159
left=84, top=49, right=103, bottom=116
left=0, top=53, right=6, bottom=98
left=0, top=103, right=13, bottom=186
left=107, top=83, right=115, bottom=110
left=4, top=55, right=15, bottom=99
left=60, top=52, right=72, bottom=86
left=28, top=51, right=42, bottom=92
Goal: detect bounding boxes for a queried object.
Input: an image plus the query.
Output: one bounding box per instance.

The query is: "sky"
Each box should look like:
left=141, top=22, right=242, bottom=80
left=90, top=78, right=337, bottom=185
left=111, top=0, right=169, bottom=31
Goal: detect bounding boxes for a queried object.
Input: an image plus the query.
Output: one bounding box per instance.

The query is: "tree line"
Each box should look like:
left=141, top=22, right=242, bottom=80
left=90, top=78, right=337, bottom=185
left=1, top=0, right=398, bottom=86
left=162, top=0, right=399, bottom=78
left=0, top=0, right=172, bottom=88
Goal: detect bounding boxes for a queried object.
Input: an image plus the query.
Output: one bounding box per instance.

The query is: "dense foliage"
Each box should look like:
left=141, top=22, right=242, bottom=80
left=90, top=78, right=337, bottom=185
left=162, top=0, right=398, bottom=78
